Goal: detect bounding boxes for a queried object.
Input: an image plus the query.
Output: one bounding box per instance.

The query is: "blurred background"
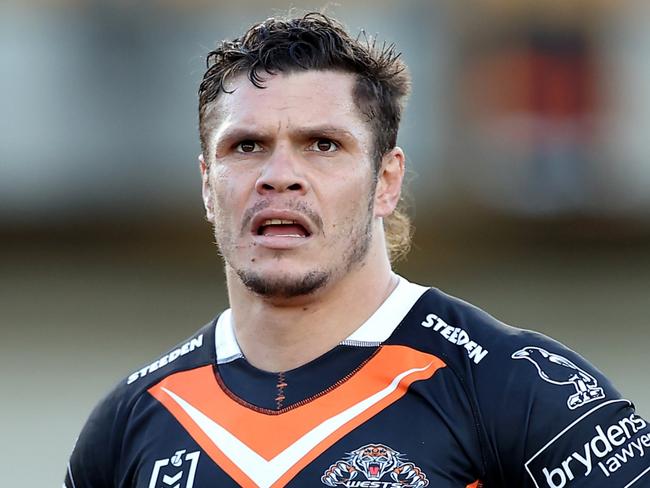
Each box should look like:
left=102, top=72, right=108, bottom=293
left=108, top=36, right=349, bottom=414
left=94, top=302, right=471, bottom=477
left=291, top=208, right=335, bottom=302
left=1, top=0, right=648, bottom=485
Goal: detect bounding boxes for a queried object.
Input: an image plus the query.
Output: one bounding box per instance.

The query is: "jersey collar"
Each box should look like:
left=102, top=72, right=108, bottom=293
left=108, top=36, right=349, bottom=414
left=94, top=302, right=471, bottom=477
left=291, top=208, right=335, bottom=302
left=214, top=275, right=429, bottom=364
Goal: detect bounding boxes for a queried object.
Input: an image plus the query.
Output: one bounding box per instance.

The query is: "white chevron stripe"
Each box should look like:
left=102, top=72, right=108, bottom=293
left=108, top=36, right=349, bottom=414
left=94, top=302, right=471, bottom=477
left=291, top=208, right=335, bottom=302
left=161, top=362, right=432, bottom=487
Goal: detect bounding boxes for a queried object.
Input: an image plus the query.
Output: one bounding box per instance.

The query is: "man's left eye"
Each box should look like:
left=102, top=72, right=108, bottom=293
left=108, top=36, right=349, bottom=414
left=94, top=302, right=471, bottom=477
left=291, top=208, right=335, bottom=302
left=309, top=139, right=338, bottom=152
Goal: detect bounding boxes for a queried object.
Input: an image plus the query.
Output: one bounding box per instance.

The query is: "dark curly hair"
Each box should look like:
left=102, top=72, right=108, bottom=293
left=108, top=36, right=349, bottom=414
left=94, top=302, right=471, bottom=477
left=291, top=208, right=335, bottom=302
left=198, top=12, right=413, bottom=262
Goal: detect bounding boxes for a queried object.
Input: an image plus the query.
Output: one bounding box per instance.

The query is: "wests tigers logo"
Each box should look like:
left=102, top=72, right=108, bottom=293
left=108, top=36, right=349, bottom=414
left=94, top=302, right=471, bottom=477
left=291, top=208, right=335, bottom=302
left=321, top=443, right=429, bottom=487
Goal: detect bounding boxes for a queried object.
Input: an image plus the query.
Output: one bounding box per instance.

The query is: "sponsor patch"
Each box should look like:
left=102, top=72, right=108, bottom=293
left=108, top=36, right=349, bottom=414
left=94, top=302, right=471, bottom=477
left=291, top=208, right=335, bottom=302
left=148, top=449, right=200, bottom=488
left=321, top=443, right=429, bottom=487
left=420, top=314, right=488, bottom=364
left=127, top=334, right=204, bottom=385
left=526, top=399, right=650, bottom=488
left=512, top=346, right=605, bottom=410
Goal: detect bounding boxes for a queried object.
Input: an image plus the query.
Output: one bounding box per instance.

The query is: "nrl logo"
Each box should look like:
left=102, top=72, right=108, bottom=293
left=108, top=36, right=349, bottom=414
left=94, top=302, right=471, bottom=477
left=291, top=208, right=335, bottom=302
left=512, top=346, right=605, bottom=410
left=321, top=443, right=429, bottom=487
left=148, top=449, right=200, bottom=488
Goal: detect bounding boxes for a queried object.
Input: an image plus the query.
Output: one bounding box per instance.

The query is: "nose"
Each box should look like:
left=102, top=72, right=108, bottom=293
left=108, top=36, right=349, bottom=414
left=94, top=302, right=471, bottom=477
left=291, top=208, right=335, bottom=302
left=254, top=146, right=309, bottom=195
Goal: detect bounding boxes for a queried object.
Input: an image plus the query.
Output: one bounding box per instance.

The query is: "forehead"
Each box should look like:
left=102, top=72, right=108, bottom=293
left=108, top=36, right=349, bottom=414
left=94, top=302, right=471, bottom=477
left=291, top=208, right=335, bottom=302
left=203, top=70, right=371, bottom=145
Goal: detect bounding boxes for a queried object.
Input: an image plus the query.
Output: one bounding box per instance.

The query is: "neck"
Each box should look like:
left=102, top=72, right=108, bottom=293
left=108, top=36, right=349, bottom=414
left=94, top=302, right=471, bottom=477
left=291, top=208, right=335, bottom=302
left=225, top=244, right=396, bottom=372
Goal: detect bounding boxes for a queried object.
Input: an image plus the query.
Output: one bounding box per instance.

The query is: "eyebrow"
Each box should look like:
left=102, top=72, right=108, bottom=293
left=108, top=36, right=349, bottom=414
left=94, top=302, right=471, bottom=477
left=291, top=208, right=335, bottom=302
left=215, top=125, right=357, bottom=149
left=292, top=126, right=356, bottom=140
left=215, top=128, right=272, bottom=147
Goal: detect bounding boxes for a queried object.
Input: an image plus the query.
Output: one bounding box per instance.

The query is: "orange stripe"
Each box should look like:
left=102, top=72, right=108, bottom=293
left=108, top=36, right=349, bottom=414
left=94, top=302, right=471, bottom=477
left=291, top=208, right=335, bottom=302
left=149, top=345, right=445, bottom=487
left=466, top=480, right=481, bottom=488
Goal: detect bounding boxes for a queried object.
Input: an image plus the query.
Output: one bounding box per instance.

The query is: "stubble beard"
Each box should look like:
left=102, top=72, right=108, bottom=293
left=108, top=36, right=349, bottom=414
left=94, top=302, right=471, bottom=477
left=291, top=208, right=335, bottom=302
left=236, top=267, right=330, bottom=299
left=215, top=193, right=375, bottom=300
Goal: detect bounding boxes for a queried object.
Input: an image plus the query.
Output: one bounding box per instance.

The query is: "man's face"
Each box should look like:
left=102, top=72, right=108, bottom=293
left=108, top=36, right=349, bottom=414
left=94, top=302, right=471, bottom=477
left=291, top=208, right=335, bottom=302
left=201, top=70, right=380, bottom=299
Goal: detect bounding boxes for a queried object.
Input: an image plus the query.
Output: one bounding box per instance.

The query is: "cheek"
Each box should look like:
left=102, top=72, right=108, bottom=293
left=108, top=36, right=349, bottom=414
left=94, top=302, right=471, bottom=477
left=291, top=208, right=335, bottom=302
left=326, top=179, right=373, bottom=232
left=213, top=185, right=233, bottom=212
left=211, top=168, right=245, bottom=217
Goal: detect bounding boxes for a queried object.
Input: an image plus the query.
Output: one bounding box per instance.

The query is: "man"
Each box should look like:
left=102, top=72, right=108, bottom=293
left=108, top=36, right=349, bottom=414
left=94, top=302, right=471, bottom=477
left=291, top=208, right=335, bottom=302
left=65, top=13, right=650, bottom=488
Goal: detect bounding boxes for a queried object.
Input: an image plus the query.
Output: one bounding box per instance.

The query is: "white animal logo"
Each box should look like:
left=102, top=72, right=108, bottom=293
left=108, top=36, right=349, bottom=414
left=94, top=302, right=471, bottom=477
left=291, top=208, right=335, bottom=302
left=512, top=346, right=605, bottom=410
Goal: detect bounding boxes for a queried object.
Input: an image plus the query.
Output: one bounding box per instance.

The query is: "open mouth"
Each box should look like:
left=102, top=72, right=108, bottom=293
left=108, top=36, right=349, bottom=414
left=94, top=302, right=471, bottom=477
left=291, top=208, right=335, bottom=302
left=368, top=463, right=381, bottom=478
left=256, top=219, right=311, bottom=238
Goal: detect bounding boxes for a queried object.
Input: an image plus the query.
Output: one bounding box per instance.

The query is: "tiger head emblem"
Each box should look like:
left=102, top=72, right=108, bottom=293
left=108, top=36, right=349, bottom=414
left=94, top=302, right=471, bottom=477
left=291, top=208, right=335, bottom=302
left=321, top=443, right=429, bottom=487
left=347, top=444, right=400, bottom=480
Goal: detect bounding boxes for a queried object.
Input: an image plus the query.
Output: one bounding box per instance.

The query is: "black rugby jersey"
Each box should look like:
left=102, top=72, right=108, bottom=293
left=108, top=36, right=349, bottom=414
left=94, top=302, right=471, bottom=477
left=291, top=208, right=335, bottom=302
left=65, top=277, right=650, bottom=488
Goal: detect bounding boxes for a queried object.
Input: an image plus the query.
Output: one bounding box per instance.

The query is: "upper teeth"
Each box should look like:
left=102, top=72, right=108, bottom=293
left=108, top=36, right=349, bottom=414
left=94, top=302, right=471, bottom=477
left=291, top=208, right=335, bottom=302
left=262, top=219, right=296, bottom=226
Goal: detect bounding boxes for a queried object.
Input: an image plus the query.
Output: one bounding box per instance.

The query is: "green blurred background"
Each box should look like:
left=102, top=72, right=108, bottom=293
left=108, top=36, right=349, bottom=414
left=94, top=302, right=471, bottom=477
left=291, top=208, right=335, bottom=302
left=0, top=0, right=648, bottom=485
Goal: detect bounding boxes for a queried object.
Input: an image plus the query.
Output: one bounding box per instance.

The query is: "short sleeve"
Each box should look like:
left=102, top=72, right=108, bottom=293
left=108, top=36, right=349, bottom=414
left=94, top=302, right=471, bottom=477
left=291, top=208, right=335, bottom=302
left=477, top=333, right=650, bottom=487
left=523, top=397, right=650, bottom=487
left=64, top=389, right=124, bottom=488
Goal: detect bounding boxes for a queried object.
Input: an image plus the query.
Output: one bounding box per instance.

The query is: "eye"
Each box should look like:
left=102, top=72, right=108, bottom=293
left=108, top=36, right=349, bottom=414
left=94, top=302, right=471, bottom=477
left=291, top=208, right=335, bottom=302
left=235, top=140, right=262, bottom=153
left=309, top=139, right=339, bottom=153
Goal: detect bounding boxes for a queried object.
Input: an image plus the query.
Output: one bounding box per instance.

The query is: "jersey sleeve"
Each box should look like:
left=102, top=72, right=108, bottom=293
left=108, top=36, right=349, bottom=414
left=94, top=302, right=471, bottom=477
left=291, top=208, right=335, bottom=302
left=64, top=387, right=125, bottom=488
left=477, top=330, right=650, bottom=488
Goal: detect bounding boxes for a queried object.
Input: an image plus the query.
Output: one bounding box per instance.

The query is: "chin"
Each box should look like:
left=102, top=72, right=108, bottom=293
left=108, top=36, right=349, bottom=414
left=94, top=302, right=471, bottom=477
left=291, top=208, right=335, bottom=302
left=235, top=268, right=330, bottom=299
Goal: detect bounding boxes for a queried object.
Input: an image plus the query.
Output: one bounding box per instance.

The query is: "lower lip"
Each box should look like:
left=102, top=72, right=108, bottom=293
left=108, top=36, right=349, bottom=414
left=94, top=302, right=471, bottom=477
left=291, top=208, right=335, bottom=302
left=251, top=233, right=312, bottom=250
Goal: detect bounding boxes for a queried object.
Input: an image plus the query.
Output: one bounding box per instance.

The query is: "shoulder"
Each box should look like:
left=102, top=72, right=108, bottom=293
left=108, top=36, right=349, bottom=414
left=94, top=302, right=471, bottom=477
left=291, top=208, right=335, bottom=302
left=98, top=319, right=218, bottom=421
left=406, top=287, right=622, bottom=407
left=123, top=320, right=216, bottom=389
left=391, top=284, right=625, bottom=421
left=388, top=285, right=537, bottom=370
left=65, top=318, right=219, bottom=487
left=86, top=316, right=218, bottom=430
left=390, top=284, right=650, bottom=487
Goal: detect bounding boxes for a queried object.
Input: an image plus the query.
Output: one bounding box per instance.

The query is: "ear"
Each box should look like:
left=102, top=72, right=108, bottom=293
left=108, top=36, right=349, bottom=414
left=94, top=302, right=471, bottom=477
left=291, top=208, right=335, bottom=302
left=374, top=147, right=405, bottom=218
left=199, top=154, right=215, bottom=223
